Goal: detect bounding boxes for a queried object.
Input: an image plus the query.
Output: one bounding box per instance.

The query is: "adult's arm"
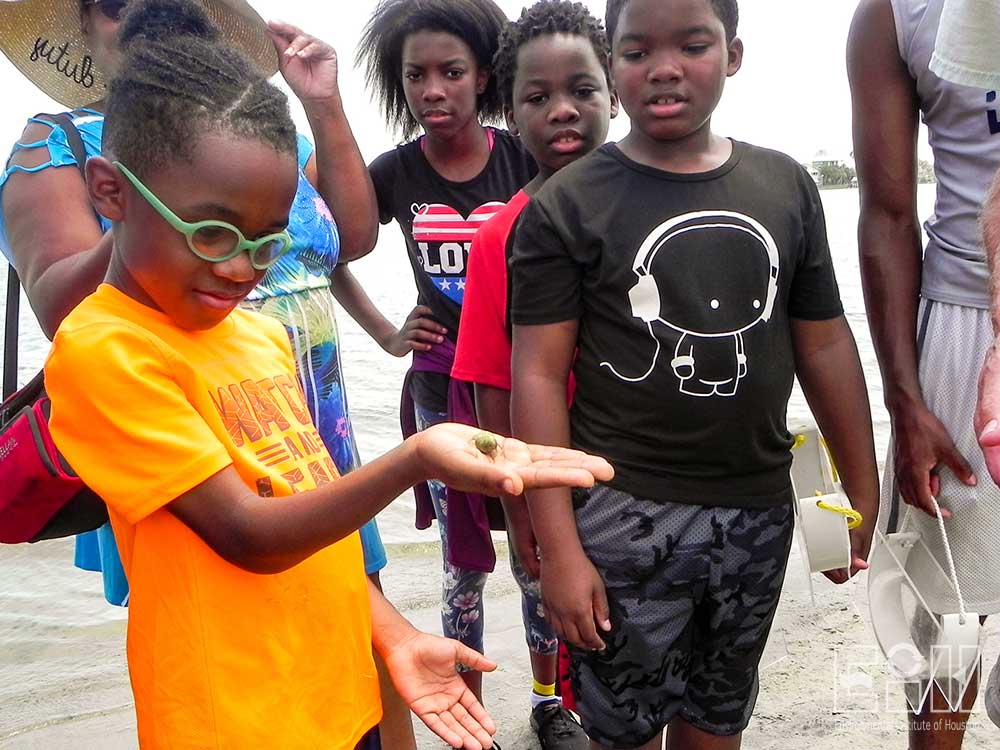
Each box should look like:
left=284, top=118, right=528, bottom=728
left=511, top=320, right=610, bottom=650
left=848, top=0, right=974, bottom=516
left=267, top=20, right=377, bottom=261
left=792, top=316, right=879, bottom=581
left=301, top=96, right=378, bottom=261
left=1, top=121, right=112, bottom=339
left=975, top=171, right=1000, bottom=481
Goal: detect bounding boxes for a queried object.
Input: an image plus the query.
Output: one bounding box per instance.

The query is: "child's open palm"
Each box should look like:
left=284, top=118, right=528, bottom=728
left=414, top=423, right=614, bottom=497
left=267, top=20, right=341, bottom=104
left=384, top=633, right=498, bottom=750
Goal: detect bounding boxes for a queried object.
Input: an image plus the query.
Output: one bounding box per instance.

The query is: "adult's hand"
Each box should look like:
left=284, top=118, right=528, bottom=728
left=267, top=20, right=341, bottom=104
left=892, top=400, right=975, bottom=518
left=976, top=338, right=1000, bottom=485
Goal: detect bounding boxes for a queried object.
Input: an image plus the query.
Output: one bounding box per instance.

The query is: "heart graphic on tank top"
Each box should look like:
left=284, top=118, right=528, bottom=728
left=410, top=201, right=507, bottom=305
left=411, top=202, right=506, bottom=243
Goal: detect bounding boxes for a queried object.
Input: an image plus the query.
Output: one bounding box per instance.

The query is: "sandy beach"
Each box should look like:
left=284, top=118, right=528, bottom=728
left=1, top=536, right=997, bottom=750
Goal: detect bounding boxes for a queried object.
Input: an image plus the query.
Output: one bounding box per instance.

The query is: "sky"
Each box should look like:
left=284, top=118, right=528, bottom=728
left=0, top=0, right=929, bottom=168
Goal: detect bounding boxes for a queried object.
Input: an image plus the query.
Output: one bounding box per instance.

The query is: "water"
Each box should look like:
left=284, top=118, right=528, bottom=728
left=0, top=186, right=931, bottom=543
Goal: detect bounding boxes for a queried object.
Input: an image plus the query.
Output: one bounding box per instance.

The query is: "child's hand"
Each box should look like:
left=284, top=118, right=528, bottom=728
left=382, top=631, right=497, bottom=750
left=380, top=305, right=447, bottom=357
left=823, top=523, right=874, bottom=585
left=267, top=20, right=341, bottom=104
left=539, top=549, right=611, bottom=651
left=413, top=423, right=614, bottom=497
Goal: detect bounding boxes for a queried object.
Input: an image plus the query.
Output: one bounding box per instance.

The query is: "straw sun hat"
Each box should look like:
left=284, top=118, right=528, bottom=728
left=0, top=0, right=279, bottom=108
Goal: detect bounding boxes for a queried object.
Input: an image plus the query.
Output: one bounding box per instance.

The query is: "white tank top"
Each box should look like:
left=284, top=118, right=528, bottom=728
left=891, top=0, right=1000, bottom=309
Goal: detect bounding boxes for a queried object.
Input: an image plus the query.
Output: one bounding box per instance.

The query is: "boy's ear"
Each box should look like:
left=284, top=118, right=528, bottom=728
left=726, top=37, right=744, bottom=77
left=609, top=88, right=621, bottom=119
left=504, top=107, right=519, bottom=136
left=85, top=156, right=126, bottom=223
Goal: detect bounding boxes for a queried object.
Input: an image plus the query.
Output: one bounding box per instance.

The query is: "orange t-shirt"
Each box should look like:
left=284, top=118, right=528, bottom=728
left=46, top=284, right=380, bottom=749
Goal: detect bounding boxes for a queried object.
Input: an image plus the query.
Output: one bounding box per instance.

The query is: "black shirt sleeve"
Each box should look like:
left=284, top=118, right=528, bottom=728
left=788, top=166, right=844, bottom=320
left=510, top=195, right=586, bottom=325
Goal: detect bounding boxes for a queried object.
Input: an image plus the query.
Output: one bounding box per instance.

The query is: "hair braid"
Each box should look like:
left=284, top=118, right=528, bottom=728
left=103, top=0, right=296, bottom=177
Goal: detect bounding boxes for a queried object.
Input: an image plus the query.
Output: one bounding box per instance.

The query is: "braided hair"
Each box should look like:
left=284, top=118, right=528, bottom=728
left=492, top=0, right=610, bottom=111
left=355, top=0, right=509, bottom=140
left=605, top=0, right=739, bottom=46
left=103, top=0, right=296, bottom=178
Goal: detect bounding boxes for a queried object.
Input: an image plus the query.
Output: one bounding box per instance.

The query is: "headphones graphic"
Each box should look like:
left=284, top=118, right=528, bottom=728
left=601, top=210, right=780, bottom=383
left=627, top=210, right=780, bottom=328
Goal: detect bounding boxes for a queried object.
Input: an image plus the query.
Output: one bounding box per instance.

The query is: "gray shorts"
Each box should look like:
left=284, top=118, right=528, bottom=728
left=568, top=485, right=793, bottom=747
left=880, top=299, right=1000, bottom=614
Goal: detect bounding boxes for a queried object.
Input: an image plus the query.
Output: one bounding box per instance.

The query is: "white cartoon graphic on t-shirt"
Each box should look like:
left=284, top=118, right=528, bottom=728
left=410, top=201, right=506, bottom=305
left=600, top=210, right=779, bottom=397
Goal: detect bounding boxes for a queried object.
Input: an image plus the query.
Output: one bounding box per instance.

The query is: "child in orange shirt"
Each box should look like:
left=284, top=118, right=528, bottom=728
left=43, top=2, right=612, bottom=749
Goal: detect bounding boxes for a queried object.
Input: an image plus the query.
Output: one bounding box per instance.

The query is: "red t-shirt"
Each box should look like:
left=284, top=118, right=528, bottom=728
left=452, top=190, right=530, bottom=390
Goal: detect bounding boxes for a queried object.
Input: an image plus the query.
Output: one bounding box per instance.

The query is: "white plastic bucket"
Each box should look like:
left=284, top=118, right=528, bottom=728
left=868, top=531, right=982, bottom=693
left=798, top=491, right=853, bottom=573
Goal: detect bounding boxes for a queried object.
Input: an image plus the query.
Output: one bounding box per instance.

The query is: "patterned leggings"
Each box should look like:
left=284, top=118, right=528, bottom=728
left=414, top=404, right=557, bottom=657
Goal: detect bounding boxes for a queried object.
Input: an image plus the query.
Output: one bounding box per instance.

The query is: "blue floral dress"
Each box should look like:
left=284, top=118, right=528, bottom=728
left=242, top=136, right=386, bottom=574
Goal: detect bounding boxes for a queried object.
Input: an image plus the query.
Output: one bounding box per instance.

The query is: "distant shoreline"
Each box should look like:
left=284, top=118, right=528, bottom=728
left=819, top=180, right=936, bottom=191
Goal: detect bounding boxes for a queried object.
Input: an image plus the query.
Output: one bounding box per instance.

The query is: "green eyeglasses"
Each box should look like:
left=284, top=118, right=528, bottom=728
left=114, top=162, right=293, bottom=271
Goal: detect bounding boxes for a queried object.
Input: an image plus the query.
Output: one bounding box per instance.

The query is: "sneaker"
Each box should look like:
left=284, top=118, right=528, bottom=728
left=987, top=654, right=1000, bottom=729
left=530, top=701, right=588, bottom=749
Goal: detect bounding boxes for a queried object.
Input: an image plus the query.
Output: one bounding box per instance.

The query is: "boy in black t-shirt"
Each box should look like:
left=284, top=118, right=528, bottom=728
left=509, top=1, right=880, bottom=748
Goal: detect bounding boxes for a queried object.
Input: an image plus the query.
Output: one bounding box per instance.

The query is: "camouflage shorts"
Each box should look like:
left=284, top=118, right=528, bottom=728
left=568, top=485, right=794, bottom=747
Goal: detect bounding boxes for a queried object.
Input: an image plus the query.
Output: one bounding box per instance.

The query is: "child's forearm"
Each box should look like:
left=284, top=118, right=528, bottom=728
left=169, top=425, right=611, bottom=575
left=330, top=264, right=398, bottom=348
left=302, top=96, right=378, bottom=261
left=511, top=322, right=585, bottom=559
left=171, top=440, right=425, bottom=575
left=792, top=317, right=880, bottom=516
left=511, top=372, right=583, bottom=560
left=369, top=578, right=419, bottom=657
left=474, top=383, right=511, bottom=437
left=475, top=383, right=531, bottom=528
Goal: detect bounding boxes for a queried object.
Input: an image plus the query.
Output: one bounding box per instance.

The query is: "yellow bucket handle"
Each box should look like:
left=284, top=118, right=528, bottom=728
left=792, top=433, right=842, bottom=483
left=815, top=500, right=864, bottom=530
